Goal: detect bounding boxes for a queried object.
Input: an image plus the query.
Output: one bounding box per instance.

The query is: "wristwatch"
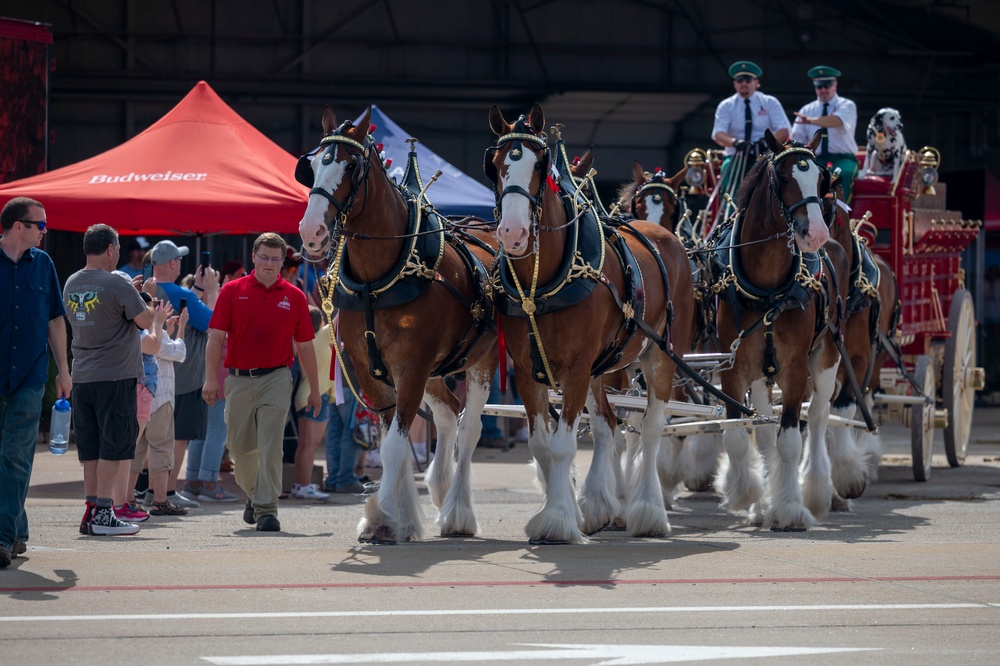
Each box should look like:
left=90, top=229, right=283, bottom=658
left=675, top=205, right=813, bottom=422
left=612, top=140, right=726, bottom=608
left=140, top=292, right=153, bottom=304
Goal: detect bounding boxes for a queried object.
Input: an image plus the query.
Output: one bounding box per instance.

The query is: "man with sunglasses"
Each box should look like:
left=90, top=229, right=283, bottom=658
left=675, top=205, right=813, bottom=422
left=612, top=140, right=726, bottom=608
left=712, top=60, right=791, bottom=198
left=0, top=197, right=72, bottom=567
left=791, top=66, right=859, bottom=203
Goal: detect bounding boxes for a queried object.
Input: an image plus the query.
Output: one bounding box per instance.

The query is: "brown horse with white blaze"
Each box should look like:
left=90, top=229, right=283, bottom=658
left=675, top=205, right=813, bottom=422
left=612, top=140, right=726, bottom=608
left=297, top=107, right=498, bottom=543
left=487, top=103, right=694, bottom=542
left=713, top=130, right=849, bottom=531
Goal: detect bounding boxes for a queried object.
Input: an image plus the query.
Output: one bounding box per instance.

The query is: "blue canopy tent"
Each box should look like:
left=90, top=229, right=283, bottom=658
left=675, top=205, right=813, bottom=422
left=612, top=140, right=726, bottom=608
left=357, top=105, right=495, bottom=219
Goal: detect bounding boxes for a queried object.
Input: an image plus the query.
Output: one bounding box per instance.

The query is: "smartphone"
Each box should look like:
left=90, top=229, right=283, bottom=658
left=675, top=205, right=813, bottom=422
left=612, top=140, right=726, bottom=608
left=142, top=263, right=153, bottom=281
left=178, top=297, right=187, bottom=314
left=200, top=251, right=211, bottom=275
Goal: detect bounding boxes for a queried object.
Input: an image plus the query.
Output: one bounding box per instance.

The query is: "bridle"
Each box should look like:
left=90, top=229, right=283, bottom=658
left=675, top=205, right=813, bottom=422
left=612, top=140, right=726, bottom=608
left=631, top=170, right=679, bottom=226
left=765, top=144, right=828, bottom=246
left=484, top=116, right=550, bottom=230
left=295, top=120, right=377, bottom=244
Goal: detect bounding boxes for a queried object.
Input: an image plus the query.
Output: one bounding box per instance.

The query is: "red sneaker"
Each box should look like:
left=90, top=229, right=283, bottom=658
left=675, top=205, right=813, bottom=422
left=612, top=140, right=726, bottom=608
left=114, top=502, right=150, bottom=523
left=79, top=502, right=96, bottom=535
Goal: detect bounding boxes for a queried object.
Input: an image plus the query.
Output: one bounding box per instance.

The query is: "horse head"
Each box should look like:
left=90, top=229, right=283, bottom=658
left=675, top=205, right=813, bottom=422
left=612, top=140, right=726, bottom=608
left=486, top=103, right=548, bottom=256
left=760, top=129, right=830, bottom=254
left=296, top=106, right=375, bottom=259
left=627, top=161, right=683, bottom=231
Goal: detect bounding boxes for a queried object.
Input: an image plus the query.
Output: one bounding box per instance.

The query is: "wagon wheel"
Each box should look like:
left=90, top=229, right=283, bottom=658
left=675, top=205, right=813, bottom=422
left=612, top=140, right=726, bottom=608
left=910, top=355, right=936, bottom=482
left=943, top=289, right=976, bottom=467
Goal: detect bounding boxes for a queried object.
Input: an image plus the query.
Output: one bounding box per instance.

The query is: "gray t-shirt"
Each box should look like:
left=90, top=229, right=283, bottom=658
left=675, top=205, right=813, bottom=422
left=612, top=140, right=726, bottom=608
left=64, top=268, right=146, bottom=383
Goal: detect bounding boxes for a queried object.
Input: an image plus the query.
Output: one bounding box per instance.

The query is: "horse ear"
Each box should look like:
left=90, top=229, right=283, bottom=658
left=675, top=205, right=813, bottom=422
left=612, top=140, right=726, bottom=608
left=575, top=148, right=594, bottom=176
left=321, top=106, right=337, bottom=135
left=352, top=106, right=372, bottom=139
left=632, top=161, right=646, bottom=184
left=529, top=102, right=545, bottom=135
left=808, top=128, right=823, bottom=153
left=668, top=166, right=687, bottom=189
left=489, top=105, right=507, bottom=137
left=764, top=128, right=781, bottom=153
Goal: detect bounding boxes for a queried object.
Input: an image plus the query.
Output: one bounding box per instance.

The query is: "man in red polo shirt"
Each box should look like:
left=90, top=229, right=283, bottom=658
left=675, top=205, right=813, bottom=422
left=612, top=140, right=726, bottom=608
left=203, top=233, right=321, bottom=532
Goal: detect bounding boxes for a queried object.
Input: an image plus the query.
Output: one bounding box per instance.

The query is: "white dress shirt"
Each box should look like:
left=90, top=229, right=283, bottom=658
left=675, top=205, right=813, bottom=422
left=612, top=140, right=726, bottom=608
left=789, top=93, right=858, bottom=155
left=712, top=91, right=791, bottom=155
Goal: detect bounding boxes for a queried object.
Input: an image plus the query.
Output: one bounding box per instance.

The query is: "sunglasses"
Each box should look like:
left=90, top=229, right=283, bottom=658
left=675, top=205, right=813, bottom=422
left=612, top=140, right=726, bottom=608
left=733, top=75, right=755, bottom=83
left=813, top=81, right=834, bottom=89
left=17, top=219, right=46, bottom=230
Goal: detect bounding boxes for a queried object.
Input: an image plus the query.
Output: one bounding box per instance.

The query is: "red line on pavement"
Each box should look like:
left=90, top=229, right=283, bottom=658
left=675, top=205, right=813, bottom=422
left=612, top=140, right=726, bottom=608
left=2, top=575, right=999, bottom=594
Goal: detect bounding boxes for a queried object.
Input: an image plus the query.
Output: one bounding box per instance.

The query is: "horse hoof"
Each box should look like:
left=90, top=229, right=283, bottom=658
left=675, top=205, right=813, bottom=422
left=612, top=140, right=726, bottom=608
left=632, top=530, right=669, bottom=539
left=841, top=482, right=866, bottom=500
left=441, top=531, right=475, bottom=538
left=601, top=519, right=628, bottom=532
left=770, top=523, right=808, bottom=533
left=584, top=521, right=611, bottom=537
left=528, top=537, right=570, bottom=545
left=684, top=479, right=714, bottom=493
left=359, top=525, right=397, bottom=545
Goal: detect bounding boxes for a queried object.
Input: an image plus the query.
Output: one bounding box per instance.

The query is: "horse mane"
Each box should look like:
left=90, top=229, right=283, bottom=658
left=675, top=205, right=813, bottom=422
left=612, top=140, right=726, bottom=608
left=616, top=180, right=640, bottom=214
left=735, top=157, right=769, bottom=210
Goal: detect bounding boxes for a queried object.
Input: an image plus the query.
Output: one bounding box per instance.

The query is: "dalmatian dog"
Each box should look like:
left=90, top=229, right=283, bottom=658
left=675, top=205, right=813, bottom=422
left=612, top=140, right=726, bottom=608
left=863, top=107, right=907, bottom=178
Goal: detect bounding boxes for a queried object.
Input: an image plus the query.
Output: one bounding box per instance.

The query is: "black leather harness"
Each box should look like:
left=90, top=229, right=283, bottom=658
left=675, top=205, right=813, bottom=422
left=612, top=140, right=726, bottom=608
left=306, top=125, right=496, bottom=388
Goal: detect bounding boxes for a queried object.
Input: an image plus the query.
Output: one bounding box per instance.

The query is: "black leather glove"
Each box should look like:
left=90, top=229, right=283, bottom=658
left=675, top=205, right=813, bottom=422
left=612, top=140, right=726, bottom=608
left=755, top=137, right=769, bottom=155
left=732, top=138, right=749, bottom=153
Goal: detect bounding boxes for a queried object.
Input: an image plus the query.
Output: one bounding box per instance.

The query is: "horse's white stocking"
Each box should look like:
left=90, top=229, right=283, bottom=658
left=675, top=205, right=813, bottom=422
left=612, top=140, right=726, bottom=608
left=609, top=424, right=628, bottom=527
left=622, top=411, right=642, bottom=492
left=424, top=393, right=457, bottom=510
left=656, top=436, right=685, bottom=510
left=858, top=393, right=883, bottom=482
left=578, top=391, right=622, bottom=535
left=359, top=415, right=423, bottom=541
left=767, top=424, right=815, bottom=531
left=716, top=425, right=764, bottom=514
left=802, top=365, right=838, bottom=519
left=826, top=404, right=868, bottom=502
left=528, top=413, right=552, bottom=492
left=437, top=375, right=490, bottom=536
left=525, top=415, right=585, bottom=544
left=625, top=395, right=670, bottom=537
left=682, top=433, right=723, bottom=492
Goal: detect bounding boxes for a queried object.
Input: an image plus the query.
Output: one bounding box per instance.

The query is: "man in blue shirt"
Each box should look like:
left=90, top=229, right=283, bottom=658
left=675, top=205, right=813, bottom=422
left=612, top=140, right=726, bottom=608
left=0, top=197, right=72, bottom=567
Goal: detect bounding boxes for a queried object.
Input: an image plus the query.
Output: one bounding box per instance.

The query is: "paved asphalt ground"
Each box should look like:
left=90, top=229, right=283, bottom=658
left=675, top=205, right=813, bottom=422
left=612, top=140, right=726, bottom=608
left=2, top=408, right=999, bottom=665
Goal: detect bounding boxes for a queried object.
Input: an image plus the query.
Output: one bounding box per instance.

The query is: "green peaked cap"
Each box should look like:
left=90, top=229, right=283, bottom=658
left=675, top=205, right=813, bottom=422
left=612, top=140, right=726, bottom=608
left=807, top=65, right=841, bottom=79
left=728, top=61, right=762, bottom=78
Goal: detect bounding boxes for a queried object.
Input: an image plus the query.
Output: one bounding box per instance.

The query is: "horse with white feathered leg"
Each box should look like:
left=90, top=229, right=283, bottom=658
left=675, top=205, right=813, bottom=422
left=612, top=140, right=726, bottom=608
left=486, top=103, right=694, bottom=542
left=297, top=106, right=498, bottom=543
left=708, top=130, right=849, bottom=531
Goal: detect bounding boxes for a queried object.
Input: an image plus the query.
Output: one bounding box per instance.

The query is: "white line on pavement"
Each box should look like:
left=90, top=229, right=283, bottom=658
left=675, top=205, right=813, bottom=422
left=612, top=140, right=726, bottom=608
left=0, top=602, right=995, bottom=622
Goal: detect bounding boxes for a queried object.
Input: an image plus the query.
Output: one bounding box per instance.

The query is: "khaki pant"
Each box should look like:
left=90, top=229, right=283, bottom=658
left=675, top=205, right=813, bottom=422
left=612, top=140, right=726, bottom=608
left=224, top=368, right=292, bottom=519
left=131, top=402, right=174, bottom=474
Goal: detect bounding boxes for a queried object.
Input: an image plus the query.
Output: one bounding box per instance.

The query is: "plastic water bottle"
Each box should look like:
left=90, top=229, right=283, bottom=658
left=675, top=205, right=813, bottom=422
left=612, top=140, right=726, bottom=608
left=49, top=397, right=71, bottom=455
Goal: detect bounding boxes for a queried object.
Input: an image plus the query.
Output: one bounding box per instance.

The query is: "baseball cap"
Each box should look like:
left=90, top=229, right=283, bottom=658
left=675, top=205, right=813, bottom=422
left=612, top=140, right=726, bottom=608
left=126, top=236, right=151, bottom=253
left=150, top=240, right=190, bottom=265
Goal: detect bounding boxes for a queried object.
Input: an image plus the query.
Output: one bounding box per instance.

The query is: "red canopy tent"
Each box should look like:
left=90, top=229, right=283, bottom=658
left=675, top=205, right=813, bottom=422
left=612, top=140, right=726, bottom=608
left=0, top=81, right=307, bottom=235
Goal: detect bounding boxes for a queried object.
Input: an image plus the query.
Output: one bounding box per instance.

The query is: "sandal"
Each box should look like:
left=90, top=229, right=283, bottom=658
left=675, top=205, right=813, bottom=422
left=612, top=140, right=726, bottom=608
left=150, top=500, right=188, bottom=516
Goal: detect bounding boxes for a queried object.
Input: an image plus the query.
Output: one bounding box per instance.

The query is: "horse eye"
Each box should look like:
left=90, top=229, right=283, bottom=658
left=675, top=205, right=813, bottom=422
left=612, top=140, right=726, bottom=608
left=346, top=162, right=357, bottom=172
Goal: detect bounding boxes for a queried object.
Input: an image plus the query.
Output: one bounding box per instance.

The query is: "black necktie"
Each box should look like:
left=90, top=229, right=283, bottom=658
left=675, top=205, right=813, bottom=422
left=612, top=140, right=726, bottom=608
left=820, top=102, right=829, bottom=155
left=744, top=99, right=752, bottom=143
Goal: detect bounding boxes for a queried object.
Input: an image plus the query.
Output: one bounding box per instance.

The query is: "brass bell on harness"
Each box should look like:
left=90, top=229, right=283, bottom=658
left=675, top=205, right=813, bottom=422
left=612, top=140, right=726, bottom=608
left=917, top=146, right=941, bottom=196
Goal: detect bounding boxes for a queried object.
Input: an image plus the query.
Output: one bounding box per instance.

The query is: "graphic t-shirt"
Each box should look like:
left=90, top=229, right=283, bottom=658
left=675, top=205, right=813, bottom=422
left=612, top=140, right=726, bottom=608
left=63, top=268, right=146, bottom=383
